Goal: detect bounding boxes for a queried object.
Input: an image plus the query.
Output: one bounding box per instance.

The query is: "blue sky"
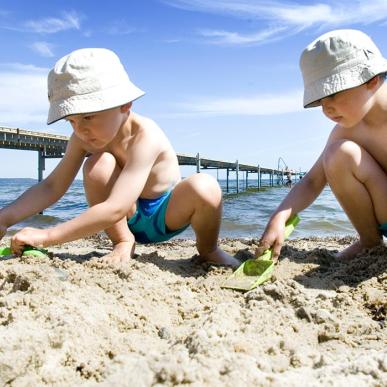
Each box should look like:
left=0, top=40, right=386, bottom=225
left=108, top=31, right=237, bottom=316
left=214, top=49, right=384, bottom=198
left=0, top=0, right=386, bottom=179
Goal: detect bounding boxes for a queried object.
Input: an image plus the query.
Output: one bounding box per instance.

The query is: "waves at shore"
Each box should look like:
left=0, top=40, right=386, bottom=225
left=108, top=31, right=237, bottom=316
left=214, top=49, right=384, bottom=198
left=0, top=178, right=354, bottom=239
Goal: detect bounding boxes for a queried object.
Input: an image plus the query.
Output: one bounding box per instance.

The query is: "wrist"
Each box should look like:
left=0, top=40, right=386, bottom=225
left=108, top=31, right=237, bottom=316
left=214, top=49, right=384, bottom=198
left=45, top=227, right=59, bottom=247
left=0, top=209, right=13, bottom=229
left=270, top=211, right=289, bottom=224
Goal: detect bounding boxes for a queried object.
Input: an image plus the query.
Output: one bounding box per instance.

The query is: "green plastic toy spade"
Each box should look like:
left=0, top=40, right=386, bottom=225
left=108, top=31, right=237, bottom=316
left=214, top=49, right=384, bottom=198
left=0, top=246, right=48, bottom=258
left=221, top=215, right=300, bottom=291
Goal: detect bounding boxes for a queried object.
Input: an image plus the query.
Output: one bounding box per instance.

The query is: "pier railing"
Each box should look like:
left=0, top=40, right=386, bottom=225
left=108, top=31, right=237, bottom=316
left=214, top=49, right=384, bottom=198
left=0, top=126, right=304, bottom=192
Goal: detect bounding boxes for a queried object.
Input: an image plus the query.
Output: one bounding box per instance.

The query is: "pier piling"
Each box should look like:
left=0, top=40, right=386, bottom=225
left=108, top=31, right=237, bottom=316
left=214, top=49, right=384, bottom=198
left=1, top=126, right=305, bottom=195
left=236, top=160, right=239, bottom=193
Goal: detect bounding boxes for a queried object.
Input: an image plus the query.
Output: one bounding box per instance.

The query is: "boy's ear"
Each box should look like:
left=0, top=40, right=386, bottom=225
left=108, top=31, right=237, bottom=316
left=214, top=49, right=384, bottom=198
left=366, top=75, right=381, bottom=90
left=121, top=102, right=132, bottom=113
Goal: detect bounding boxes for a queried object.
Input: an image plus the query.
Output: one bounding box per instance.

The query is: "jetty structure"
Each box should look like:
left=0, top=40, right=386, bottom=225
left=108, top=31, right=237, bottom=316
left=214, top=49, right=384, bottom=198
left=0, top=126, right=303, bottom=193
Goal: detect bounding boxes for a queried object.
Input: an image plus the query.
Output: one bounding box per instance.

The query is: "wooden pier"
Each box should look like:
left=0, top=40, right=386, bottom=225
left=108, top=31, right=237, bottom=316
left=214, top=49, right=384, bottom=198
left=0, top=126, right=303, bottom=192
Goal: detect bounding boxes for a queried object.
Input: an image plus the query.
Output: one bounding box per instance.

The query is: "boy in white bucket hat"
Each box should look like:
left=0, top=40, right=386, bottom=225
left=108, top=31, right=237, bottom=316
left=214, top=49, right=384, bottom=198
left=1, top=48, right=239, bottom=266
left=256, top=29, right=387, bottom=260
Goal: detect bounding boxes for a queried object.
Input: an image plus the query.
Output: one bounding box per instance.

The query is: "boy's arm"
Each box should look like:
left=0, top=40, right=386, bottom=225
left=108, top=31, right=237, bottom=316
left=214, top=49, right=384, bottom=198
left=257, top=127, right=345, bottom=259
left=271, top=153, right=326, bottom=220
left=257, top=153, right=327, bottom=259
left=11, top=131, right=159, bottom=252
left=0, top=135, right=86, bottom=232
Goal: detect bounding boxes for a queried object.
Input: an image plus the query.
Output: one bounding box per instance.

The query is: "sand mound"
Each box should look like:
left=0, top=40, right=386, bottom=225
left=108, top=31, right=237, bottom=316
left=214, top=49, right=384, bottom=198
left=0, top=236, right=386, bottom=386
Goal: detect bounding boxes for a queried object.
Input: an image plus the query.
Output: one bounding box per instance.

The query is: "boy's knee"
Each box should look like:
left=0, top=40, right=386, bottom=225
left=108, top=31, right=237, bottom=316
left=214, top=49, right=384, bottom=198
left=189, top=174, right=222, bottom=204
left=83, top=152, right=117, bottom=180
left=323, top=140, right=360, bottom=174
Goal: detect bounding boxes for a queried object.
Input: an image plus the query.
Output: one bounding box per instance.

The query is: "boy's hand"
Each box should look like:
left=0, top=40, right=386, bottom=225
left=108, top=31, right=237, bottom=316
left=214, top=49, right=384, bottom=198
left=11, top=227, right=49, bottom=255
left=255, top=220, right=286, bottom=262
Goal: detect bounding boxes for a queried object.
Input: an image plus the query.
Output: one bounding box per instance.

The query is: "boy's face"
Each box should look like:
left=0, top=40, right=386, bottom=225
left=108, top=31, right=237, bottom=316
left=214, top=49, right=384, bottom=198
left=320, top=79, right=378, bottom=128
left=65, top=103, right=131, bottom=148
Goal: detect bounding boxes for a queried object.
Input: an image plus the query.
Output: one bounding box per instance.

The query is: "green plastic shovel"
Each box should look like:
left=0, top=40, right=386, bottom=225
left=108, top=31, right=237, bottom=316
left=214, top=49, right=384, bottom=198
left=0, top=246, right=48, bottom=258
left=221, top=215, right=300, bottom=291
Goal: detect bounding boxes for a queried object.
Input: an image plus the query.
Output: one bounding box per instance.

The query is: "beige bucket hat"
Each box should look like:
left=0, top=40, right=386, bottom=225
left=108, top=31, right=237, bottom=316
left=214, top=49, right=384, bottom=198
left=47, top=48, right=145, bottom=124
left=300, top=29, right=387, bottom=108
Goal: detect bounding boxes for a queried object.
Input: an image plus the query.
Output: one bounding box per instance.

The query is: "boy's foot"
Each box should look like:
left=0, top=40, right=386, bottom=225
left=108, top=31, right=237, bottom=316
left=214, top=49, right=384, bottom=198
left=199, top=247, right=240, bottom=267
left=101, top=241, right=134, bottom=265
left=337, top=241, right=363, bottom=261
left=337, top=240, right=382, bottom=261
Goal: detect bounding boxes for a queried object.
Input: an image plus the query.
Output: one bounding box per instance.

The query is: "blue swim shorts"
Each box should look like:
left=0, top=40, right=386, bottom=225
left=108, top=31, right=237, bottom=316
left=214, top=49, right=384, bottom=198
left=127, top=191, right=189, bottom=244
left=379, top=223, right=387, bottom=237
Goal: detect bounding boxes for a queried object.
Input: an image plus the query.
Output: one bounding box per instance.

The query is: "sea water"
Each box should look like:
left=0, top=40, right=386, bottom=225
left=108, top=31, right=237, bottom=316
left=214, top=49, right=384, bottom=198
left=0, top=178, right=354, bottom=240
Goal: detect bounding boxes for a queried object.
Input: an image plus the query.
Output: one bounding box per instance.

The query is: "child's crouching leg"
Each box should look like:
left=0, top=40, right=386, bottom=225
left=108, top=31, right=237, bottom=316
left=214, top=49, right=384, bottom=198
left=166, top=174, right=240, bottom=267
left=323, top=140, right=387, bottom=259
left=83, top=152, right=135, bottom=264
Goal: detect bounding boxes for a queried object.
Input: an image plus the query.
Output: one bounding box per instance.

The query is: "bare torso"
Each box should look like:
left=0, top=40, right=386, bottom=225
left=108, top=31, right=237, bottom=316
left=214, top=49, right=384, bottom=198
left=78, top=112, right=181, bottom=199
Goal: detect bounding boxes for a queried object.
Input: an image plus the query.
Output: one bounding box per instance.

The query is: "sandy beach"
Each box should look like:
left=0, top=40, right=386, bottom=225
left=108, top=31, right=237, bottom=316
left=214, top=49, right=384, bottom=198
left=0, top=235, right=386, bottom=386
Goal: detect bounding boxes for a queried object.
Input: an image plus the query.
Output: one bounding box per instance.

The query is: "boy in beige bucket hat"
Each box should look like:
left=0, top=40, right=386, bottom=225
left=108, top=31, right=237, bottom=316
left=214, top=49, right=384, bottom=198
left=1, top=48, right=239, bottom=266
left=256, top=29, right=387, bottom=260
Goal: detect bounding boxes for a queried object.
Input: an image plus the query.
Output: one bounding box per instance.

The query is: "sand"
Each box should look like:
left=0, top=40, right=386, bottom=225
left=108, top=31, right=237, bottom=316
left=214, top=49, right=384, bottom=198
left=0, top=235, right=386, bottom=387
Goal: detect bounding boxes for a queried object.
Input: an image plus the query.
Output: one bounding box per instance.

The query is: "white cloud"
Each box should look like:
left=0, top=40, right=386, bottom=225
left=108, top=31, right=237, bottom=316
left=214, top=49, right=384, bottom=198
left=198, top=25, right=286, bottom=45
left=24, top=11, right=80, bottom=33
left=164, top=0, right=387, bottom=25
left=174, top=90, right=303, bottom=116
left=0, top=63, right=47, bottom=73
left=163, top=0, right=387, bottom=45
left=163, top=38, right=182, bottom=43
left=31, top=41, right=55, bottom=57
left=0, top=63, right=49, bottom=126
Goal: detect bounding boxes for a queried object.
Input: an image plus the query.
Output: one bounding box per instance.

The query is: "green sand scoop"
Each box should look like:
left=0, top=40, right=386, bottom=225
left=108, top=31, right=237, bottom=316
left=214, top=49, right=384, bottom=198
left=221, top=215, right=300, bottom=291
left=0, top=246, right=48, bottom=258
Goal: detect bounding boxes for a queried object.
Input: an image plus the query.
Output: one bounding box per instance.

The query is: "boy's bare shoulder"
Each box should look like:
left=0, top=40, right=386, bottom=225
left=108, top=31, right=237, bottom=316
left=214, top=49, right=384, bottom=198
left=326, top=123, right=362, bottom=144
left=131, top=113, right=168, bottom=149
left=326, top=124, right=344, bottom=145
left=133, top=113, right=162, bottom=133
left=129, top=113, right=170, bottom=153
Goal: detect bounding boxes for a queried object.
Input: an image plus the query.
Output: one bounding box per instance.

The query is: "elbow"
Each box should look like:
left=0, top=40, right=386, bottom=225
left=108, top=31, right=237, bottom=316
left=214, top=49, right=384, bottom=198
left=301, top=173, right=326, bottom=195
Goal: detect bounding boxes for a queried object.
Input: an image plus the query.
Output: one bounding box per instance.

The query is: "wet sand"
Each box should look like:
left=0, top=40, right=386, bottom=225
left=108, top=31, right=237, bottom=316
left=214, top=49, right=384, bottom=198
left=0, top=235, right=386, bottom=386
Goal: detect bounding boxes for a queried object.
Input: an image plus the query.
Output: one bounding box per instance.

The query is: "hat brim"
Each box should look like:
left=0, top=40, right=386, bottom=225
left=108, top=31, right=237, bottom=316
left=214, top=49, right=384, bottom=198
left=303, top=59, right=387, bottom=108
left=47, top=83, right=145, bottom=124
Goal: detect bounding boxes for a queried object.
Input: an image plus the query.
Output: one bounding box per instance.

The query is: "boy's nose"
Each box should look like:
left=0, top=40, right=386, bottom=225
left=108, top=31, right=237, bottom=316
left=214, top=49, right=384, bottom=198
left=73, top=121, right=87, bottom=132
left=72, top=123, right=89, bottom=137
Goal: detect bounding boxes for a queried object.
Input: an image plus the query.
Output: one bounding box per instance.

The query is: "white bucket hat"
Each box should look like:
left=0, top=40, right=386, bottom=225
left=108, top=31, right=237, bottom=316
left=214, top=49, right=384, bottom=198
left=47, top=48, right=145, bottom=124
left=300, top=29, right=387, bottom=108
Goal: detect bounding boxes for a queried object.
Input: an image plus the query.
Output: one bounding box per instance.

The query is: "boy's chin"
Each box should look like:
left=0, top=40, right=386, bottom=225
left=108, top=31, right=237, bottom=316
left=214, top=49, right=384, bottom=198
left=86, top=139, right=106, bottom=149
